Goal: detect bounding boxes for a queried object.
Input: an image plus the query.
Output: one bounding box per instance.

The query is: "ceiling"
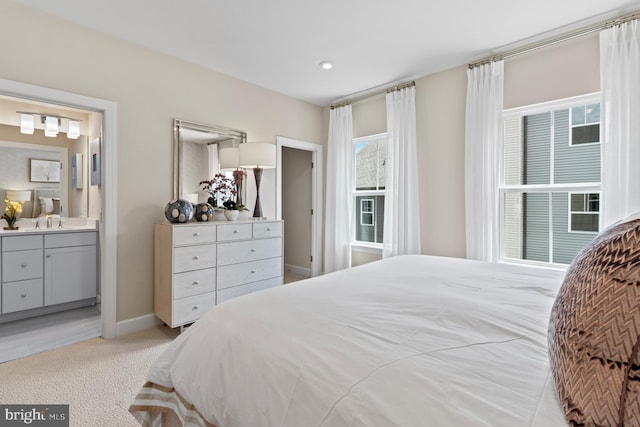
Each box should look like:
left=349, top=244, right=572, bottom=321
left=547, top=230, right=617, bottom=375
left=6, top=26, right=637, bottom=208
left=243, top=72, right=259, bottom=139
left=13, top=0, right=640, bottom=106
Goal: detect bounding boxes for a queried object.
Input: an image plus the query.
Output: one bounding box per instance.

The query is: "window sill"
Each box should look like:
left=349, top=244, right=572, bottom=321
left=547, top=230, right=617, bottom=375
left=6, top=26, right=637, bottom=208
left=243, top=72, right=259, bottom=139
left=351, top=242, right=382, bottom=254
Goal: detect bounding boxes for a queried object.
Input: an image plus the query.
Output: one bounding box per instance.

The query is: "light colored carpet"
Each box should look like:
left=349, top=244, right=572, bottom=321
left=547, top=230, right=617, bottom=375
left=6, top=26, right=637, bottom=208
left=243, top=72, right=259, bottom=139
left=0, top=326, right=179, bottom=426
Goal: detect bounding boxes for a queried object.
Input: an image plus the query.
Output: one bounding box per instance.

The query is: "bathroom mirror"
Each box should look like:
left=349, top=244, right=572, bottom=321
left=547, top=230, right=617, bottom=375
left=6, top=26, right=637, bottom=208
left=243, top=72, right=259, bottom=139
left=173, top=119, right=246, bottom=202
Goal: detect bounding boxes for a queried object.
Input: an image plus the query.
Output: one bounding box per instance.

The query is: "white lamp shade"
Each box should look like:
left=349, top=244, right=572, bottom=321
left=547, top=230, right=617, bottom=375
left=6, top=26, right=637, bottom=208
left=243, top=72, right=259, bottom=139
left=238, top=143, right=276, bottom=169
left=219, top=147, right=239, bottom=170
left=20, top=114, right=35, bottom=134
left=67, top=120, right=80, bottom=139
left=44, top=116, right=58, bottom=137
left=6, top=190, right=31, bottom=202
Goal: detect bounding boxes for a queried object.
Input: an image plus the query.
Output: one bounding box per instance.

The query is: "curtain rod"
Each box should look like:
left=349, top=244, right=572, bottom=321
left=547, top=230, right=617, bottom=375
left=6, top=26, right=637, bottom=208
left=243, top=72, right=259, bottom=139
left=330, top=81, right=415, bottom=110
left=469, top=9, right=640, bottom=69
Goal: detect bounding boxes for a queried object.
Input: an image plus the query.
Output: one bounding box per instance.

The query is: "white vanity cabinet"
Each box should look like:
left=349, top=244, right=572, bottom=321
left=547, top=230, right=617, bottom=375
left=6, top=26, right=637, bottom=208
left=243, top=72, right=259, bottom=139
left=154, top=220, right=283, bottom=329
left=1, top=235, right=44, bottom=314
left=44, top=232, right=98, bottom=306
left=0, top=230, right=98, bottom=321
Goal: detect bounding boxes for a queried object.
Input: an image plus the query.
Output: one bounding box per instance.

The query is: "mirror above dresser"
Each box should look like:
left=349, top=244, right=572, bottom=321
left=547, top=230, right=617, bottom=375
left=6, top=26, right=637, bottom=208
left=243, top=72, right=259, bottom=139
left=173, top=119, right=246, bottom=202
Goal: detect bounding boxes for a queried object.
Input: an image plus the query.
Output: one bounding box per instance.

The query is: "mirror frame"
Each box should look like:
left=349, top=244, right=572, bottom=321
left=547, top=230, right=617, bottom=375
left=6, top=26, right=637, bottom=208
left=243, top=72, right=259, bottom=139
left=173, top=119, right=246, bottom=200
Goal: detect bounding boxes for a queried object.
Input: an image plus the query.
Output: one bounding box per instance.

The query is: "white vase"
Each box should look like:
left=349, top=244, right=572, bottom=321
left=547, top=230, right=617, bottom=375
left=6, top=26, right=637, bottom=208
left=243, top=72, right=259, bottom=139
left=213, top=208, right=226, bottom=221
left=224, top=210, right=239, bottom=221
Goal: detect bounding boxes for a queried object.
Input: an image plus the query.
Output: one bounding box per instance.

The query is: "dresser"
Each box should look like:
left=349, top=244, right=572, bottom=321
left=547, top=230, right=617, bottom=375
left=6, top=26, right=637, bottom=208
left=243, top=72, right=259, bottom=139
left=154, top=220, right=283, bottom=329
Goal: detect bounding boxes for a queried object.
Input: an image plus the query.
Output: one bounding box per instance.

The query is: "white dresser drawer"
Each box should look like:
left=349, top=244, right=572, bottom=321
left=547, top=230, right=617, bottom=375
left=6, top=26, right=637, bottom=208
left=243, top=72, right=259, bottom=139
left=253, top=221, right=283, bottom=239
left=217, top=237, right=282, bottom=266
left=217, top=276, right=282, bottom=304
left=2, top=249, right=43, bottom=282
left=174, top=225, right=216, bottom=246
left=217, top=257, right=282, bottom=290
left=2, top=279, right=44, bottom=314
left=174, top=244, right=216, bottom=273
left=217, top=223, right=252, bottom=241
left=172, top=292, right=216, bottom=326
left=173, top=268, right=216, bottom=299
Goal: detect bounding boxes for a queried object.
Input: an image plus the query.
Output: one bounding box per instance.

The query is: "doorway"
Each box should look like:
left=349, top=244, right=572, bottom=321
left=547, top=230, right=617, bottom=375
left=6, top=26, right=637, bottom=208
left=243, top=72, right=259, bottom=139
left=0, top=77, right=117, bottom=361
left=276, top=136, right=323, bottom=278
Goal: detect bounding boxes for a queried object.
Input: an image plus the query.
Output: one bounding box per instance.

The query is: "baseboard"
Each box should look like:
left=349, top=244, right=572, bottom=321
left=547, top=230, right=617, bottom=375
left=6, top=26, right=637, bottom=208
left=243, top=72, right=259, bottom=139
left=116, top=313, right=163, bottom=337
left=284, top=263, right=312, bottom=277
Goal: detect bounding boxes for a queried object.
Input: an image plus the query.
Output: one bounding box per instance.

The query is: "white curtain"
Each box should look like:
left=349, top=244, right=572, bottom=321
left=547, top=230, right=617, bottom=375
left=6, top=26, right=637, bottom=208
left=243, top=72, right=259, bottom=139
left=600, top=20, right=640, bottom=227
left=324, top=105, right=353, bottom=273
left=383, top=86, right=421, bottom=258
left=464, top=61, right=504, bottom=262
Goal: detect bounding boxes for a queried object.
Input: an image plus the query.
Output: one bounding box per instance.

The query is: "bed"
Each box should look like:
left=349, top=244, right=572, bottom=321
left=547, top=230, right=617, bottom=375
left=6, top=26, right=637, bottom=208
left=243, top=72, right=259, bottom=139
left=130, top=254, right=570, bottom=426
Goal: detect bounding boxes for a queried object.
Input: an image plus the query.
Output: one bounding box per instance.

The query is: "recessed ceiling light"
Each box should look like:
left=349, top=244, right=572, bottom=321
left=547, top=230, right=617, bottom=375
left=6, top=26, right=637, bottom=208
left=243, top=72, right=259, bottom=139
left=319, top=61, right=334, bottom=70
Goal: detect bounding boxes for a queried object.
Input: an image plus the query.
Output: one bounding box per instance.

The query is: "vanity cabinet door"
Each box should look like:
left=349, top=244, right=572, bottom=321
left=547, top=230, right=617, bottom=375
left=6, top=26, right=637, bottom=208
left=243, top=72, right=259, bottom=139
left=44, top=245, right=97, bottom=306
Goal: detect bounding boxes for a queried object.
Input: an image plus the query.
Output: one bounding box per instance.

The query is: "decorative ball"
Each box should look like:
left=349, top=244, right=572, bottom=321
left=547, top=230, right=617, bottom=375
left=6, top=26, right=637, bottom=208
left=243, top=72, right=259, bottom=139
left=195, top=203, right=214, bottom=222
left=164, top=199, right=194, bottom=223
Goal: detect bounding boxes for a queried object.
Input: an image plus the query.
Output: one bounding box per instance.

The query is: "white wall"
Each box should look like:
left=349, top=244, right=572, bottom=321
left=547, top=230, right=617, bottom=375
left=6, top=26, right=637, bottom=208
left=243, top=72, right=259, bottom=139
left=0, top=1, right=324, bottom=322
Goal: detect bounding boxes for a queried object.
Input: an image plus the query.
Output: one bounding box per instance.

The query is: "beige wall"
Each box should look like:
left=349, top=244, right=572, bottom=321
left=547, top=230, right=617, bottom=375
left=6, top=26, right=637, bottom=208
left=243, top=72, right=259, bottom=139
left=504, top=33, right=600, bottom=109
left=0, top=1, right=324, bottom=322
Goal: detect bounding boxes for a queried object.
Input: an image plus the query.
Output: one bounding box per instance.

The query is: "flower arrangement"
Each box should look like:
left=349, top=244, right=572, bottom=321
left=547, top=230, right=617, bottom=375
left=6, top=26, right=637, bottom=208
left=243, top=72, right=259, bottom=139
left=3, top=199, right=24, bottom=230
left=199, top=173, right=236, bottom=208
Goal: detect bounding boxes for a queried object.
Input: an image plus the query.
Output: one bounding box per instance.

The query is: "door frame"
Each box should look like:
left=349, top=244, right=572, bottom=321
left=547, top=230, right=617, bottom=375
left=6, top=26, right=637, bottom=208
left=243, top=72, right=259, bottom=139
left=0, top=77, right=118, bottom=339
left=276, top=136, right=323, bottom=277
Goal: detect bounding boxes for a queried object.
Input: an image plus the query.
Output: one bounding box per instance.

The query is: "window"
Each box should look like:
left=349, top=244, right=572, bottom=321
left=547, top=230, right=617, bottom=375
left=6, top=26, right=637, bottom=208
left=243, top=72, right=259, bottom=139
left=501, top=95, right=601, bottom=266
left=353, top=134, right=386, bottom=245
left=360, top=199, right=374, bottom=226
left=569, top=193, right=599, bottom=233
left=570, top=104, right=600, bottom=145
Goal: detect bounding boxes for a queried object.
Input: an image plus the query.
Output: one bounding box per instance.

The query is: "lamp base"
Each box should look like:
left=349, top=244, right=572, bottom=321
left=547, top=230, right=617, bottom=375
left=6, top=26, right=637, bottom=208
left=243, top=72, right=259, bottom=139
left=253, top=167, right=263, bottom=218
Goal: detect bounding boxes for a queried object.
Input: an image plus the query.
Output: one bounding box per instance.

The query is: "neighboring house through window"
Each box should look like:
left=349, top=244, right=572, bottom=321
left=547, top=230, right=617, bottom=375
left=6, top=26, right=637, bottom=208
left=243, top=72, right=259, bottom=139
left=502, top=95, right=601, bottom=266
left=353, top=133, right=386, bottom=246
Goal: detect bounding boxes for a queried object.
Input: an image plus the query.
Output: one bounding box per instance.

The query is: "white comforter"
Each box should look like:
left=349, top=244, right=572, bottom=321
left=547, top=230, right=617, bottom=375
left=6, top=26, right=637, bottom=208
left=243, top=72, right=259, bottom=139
left=140, top=255, right=568, bottom=426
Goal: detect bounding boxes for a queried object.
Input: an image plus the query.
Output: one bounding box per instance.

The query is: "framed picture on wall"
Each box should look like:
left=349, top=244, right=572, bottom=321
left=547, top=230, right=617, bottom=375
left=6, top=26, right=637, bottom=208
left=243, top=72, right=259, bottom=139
left=30, top=159, right=61, bottom=183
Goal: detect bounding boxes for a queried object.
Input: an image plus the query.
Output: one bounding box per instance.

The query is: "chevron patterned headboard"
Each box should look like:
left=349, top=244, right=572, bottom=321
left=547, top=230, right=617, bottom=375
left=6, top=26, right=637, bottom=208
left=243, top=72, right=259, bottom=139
left=548, top=217, right=640, bottom=426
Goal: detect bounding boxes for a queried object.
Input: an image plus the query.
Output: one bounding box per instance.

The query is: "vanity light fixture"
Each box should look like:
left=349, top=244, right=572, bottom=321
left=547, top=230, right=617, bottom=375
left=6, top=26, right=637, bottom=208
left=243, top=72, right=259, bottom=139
left=20, top=114, right=35, bottom=134
left=67, top=120, right=80, bottom=139
left=17, top=111, right=82, bottom=139
left=44, top=115, right=59, bottom=137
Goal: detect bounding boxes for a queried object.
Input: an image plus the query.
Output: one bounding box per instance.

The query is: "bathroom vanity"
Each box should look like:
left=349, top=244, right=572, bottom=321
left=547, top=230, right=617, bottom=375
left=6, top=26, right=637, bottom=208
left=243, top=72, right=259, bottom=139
left=0, top=226, right=98, bottom=323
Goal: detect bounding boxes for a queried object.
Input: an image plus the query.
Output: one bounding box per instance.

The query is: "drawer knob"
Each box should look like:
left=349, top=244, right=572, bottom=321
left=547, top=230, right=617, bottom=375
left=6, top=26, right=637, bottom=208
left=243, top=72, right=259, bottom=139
left=267, top=227, right=272, bottom=231
left=21, top=263, right=27, bottom=268
left=21, top=293, right=27, bottom=298
left=233, top=230, right=239, bottom=234
left=192, top=306, right=198, bottom=311
left=46, top=254, right=51, bottom=258
left=193, top=256, right=200, bottom=260
left=250, top=248, right=256, bottom=253
left=192, top=281, right=199, bottom=285
left=250, top=270, right=256, bottom=274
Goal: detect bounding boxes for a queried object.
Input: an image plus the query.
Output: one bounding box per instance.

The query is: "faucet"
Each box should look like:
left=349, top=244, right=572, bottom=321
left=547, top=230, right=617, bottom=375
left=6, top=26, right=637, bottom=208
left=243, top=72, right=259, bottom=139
left=34, top=219, right=40, bottom=229
left=46, top=215, right=52, bottom=228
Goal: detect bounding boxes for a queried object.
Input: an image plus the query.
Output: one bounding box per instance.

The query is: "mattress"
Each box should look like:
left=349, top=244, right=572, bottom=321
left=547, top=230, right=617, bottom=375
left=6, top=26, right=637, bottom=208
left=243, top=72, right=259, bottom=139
left=130, top=255, right=568, bottom=426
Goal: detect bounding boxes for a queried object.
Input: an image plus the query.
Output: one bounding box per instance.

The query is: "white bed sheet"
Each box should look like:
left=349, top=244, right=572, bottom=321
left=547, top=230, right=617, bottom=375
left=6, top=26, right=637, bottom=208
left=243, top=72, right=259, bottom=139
left=133, top=255, right=568, bottom=426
